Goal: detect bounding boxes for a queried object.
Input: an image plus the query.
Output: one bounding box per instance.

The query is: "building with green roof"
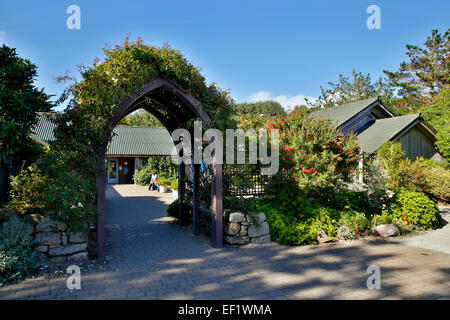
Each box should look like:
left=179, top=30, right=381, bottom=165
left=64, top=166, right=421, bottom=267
left=310, top=98, right=445, bottom=163
left=32, top=112, right=175, bottom=184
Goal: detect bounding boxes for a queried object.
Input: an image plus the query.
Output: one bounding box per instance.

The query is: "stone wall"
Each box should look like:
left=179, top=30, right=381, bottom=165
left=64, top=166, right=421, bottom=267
left=223, top=210, right=271, bottom=247
left=31, top=215, right=89, bottom=263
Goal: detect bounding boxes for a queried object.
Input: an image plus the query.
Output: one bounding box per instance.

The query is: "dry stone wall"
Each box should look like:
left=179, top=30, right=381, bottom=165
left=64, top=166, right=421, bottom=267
left=223, top=210, right=271, bottom=247
left=31, top=215, right=89, bottom=262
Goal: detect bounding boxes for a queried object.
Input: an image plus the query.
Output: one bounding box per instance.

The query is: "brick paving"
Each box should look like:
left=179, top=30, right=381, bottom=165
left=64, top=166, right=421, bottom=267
left=0, top=185, right=449, bottom=300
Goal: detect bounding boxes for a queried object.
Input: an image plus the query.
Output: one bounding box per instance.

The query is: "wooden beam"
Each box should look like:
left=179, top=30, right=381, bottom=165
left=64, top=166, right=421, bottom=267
left=192, top=163, right=200, bottom=234
left=178, top=162, right=185, bottom=225
left=211, top=162, right=223, bottom=248
left=96, top=153, right=106, bottom=260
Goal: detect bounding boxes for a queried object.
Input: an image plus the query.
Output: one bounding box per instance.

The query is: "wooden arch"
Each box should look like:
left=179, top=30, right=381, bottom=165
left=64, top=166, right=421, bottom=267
left=96, top=77, right=223, bottom=260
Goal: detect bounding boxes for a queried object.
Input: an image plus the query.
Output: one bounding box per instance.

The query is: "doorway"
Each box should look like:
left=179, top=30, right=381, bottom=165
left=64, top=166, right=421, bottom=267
left=107, top=158, right=119, bottom=184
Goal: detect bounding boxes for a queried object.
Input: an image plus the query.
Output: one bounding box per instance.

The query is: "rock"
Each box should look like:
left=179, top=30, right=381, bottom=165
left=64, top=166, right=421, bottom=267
left=224, top=235, right=249, bottom=245
left=38, top=253, right=49, bottom=262
left=248, top=222, right=270, bottom=238
left=50, top=256, right=66, bottom=263
left=36, top=217, right=57, bottom=232
left=247, top=212, right=266, bottom=224
left=69, top=231, right=88, bottom=243
left=36, top=232, right=62, bottom=246
left=239, top=225, right=248, bottom=236
left=67, top=252, right=88, bottom=262
left=61, top=233, right=68, bottom=245
left=48, top=243, right=87, bottom=256
left=56, top=222, right=67, bottom=232
left=250, top=234, right=271, bottom=244
left=375, top=224, right=399, bottom=237
left=224, top=222, right=240, bottom=236
left=228, top=211, right=245, bottom=223
left=36, top=245, right=49, bottom=253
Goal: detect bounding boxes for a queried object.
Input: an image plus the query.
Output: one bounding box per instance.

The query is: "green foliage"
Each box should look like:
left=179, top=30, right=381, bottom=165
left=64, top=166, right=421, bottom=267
left=134, top=156, right=177, bottom=186
left=118, top=109, right=163, bottom=127
left=157, top=177, right=171, bottom=186
left=337, top=210, right=369, bottom=232
left=306, top=69, right=395, bottom=110
left=372, top=211, right=394, bottom=226
left=0, top=216, right=39, bottom=284
left=170, top=179, right=178, bottom=190
left=421, top=85, right=450, bottom=160
left=12, top=38, right=235, bottom=226
left=270, top=108, right=360, bottom=197
left=391, top=188, right=442, bottom=229
left=232, top=101, right=286, bottom=131
left=10, top=152, right=98, bottom=229
left=0, top=45, right=52, bottom=155
left=377, top=141, right=450, bottom=203
left=384, top=29, right=449, bottom=113
left=167, top=199, right=192, bottom=224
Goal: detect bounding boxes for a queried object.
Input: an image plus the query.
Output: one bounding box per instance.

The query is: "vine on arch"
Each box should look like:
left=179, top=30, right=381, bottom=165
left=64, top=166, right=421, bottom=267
left=11, top=38, right=235, bottom=228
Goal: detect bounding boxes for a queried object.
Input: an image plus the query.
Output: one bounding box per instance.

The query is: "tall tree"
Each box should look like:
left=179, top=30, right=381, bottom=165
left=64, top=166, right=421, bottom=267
left=0, top=45, right=53, bottom=155
left=420, top=85, right=450, bottom=160
left=306, top=69, right=395, bottom=110
left=384, top=29, right=450, bottom=112
left=231, top=100, right=286, bottom=131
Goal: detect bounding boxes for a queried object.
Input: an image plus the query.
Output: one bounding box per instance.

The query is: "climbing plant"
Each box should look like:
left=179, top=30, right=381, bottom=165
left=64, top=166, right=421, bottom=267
left=11, top=38, right=235, bottom=226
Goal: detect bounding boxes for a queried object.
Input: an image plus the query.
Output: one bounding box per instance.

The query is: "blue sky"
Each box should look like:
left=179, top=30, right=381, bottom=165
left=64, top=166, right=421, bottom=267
left=1, top=0, right=449, bottom=111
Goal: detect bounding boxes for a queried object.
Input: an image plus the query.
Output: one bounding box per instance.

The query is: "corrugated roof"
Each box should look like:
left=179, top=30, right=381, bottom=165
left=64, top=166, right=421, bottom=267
left=310, top=97, right=379, bottom=126
left=357, top=114, right=421, bottom=154
left=31, top=112, right=58, bottom=145
left=107, top=126, right=174, bottom=156
left=32, top=112, right=174, bottom=156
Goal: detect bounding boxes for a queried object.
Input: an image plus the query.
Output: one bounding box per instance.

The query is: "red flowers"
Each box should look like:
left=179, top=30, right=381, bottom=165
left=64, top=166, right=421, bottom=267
left=325, top=145, right=330, bottom=149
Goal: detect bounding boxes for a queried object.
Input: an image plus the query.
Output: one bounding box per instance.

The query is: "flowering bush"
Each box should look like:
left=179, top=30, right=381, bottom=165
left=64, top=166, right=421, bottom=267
left=391, top=188, right=442, bottom=230
left=269, top=108, right=360, bottom=197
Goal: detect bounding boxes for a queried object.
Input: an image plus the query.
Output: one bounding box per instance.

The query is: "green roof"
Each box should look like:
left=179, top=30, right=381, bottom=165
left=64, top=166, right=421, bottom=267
left=310, top=97, right=380, bottom=126
left=357, top=114, right=421, bottom=154
left=32, top=113, right=174, bottom=156
left=31, top=112, right=58, bottom=145
left=107, top=126, right=174, bottom=156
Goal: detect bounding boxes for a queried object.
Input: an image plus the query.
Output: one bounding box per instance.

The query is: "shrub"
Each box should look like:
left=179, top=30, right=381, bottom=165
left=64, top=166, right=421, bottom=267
left=372, top=211, right=394, bottom=226
left=170, top=179, right=178, bottom=190
left=377, top=142, right=450, bottom=204
left=167, top=199, right=192, bottom=224
left=134, top=156, right=177, bottom=186
left=0, top=216, right=39, bottom=284
left=391, top=188, right=442, bottom=229
left=269, top=108, right=360, bottom=197
left=257, top=200, right=340, bottom=246
left=336, top=225, right=357, bottom=240
left=157, top=177, right=171, bottom=186
left=338, top=210, right=369, bottom=233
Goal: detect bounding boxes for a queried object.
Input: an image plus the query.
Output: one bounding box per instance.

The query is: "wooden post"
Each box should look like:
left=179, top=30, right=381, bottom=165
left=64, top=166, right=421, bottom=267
left=211, top=162, right=223, bottom=248
left=178, top=162, right=185, bottom=225
left=359, top=152, right=364, bottom=183
left=192, top=163, right=200, bottom=234
left=97, top=153, right=106, bottom=260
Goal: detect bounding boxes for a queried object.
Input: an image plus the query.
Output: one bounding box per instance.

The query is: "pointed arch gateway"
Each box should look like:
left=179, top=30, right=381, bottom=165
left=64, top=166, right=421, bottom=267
left=96, top=76, right=223, bottom=259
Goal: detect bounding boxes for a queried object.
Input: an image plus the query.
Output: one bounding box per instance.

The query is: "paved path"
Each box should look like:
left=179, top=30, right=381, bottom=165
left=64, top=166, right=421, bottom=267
left=396, top=207, right=450, bottom=255
left=1, top=185, right=449, bottom=299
